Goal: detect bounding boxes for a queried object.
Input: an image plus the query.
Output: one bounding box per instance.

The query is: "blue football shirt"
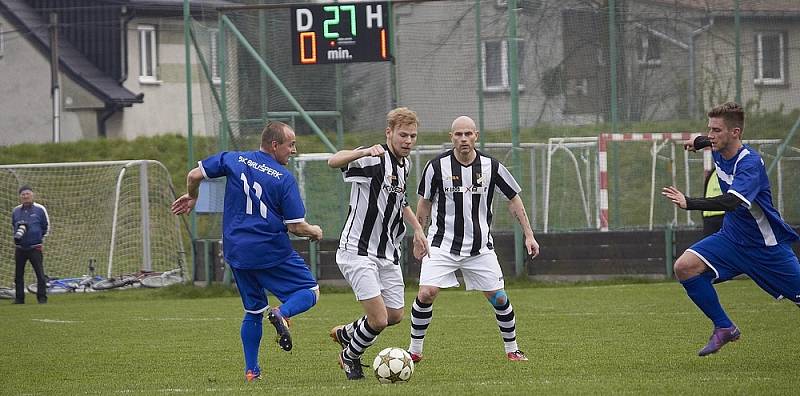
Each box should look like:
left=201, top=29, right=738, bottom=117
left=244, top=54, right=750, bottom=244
left=714, top=144, right=799, bottom=247
left=199, top=150, right=306, bottom=269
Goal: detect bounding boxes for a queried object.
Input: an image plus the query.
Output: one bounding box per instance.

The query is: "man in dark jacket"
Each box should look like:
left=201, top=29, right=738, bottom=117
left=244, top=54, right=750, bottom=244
left=12, top=186, right=50, bottom=304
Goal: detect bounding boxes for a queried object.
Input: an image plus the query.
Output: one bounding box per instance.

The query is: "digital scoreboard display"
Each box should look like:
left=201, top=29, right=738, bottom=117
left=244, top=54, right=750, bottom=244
left=291, top=2, right=391, bottom=65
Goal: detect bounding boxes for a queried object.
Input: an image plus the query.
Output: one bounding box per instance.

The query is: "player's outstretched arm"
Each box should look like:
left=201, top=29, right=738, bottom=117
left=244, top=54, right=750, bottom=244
left=327, top=145, right=385, bottom=168
left=171, top=167, right=204, bottom=215
left=404, top=205, right=429, bottom=259
left=663, top=186, right=742, bottom=212
left=287, top=221, right=323, bottom=241
left=508, top=196, right=540, bottom=258
left=661, top=186, right=687, bottom=209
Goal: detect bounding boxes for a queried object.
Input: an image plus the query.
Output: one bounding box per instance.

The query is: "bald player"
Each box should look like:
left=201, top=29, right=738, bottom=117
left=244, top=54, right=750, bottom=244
left=407, top=116, right=540, bottom=363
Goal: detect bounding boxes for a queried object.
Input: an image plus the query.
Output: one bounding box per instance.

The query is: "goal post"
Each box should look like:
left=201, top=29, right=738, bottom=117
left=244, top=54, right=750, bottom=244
left=597, top=133, right=785, bottom=232
left=0, top=160, right=186, bottom=287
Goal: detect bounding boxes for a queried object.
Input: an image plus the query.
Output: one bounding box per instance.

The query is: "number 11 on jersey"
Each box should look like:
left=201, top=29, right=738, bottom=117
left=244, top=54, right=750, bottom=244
left=240, top=173, right=268, bottom=219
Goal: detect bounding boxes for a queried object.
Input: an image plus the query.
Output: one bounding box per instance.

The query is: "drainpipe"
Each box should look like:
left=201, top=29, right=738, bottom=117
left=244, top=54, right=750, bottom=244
left=120, top=5, right=135, bottom=83
left=688, top=17, right=714, bottom=119
left=98, top=105, right=118, bottom=138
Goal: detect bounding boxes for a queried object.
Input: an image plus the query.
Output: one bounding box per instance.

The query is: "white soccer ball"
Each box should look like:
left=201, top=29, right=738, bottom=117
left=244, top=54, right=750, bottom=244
left=372, top=347, right=414, bottom=384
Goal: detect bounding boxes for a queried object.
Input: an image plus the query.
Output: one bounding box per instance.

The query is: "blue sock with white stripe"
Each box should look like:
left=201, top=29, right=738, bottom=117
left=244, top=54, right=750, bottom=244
left=279, top=288, right=317, bottom=318
left=680, top=271, right=733, bottom=328
left=241, top=312, right=263, bottom=374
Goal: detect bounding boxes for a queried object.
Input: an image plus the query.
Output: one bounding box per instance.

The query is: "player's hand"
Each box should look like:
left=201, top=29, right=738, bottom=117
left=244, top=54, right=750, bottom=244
left=661, top=186, right=687, bottom=209
left=171, top=194, right=196, bottom=215
left=307, top=225, right=323, bottom=241
left=526, top=236, right=540, bottom=259
left=412, top=231, right=430, bottom=260
left=363, top=144, right=385, bottom=157
left=682, top=139, right=697, bottom=152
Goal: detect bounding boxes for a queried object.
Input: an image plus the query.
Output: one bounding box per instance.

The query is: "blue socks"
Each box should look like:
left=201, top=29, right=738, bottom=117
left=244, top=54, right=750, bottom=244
left=680, top=271, right=733, bottom=328
left=241, top=312, right=263, bottom=374
left=240, top=289, right=317, bottom=374
left=278, top=288, right=317, bottom=318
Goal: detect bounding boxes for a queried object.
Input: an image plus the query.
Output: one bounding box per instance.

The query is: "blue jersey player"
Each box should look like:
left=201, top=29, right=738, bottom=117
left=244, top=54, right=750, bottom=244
left=662, top=102, right=800, bottom=356
left=171, top=121, right=323, bottom=381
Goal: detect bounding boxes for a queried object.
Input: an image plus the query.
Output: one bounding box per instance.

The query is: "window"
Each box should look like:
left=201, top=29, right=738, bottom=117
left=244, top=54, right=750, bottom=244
left=755, top=32, right=785, bottom=85
left=482, top=40, right=525, bottom=92
left=637, top=33, right=661, bottom=66
left=209, top=28, right=220, bottom=84
left=138, top=25, right=159, bottom=83
left=0, top=23, right=5, bottom=57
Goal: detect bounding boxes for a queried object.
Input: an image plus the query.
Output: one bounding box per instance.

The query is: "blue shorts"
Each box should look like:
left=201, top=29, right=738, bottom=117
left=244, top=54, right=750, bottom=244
left=688, top=234, right=800, bottom=303
left=231, top=251, right=318, bottom=314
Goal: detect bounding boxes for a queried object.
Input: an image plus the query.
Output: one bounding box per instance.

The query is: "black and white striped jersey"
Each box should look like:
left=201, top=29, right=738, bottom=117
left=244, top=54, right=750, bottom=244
left=338, top=144, right=410, bottom=262
left=418, top=150, right=521, bottom=256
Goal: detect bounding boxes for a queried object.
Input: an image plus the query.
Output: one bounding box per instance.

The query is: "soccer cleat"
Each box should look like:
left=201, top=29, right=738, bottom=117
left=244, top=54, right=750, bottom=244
left=698, top=325, right=741, bottom=356
left=338, top=351, right=365, bottom=380
left=408, top=351, right=423, bottom=363
left=245, top=369, right=261, bottom=382
left=267, top=307, right=292, bottom=352
left=329, top=325, right=347, bottom=350
left=507, top=350, right=529, bottom=361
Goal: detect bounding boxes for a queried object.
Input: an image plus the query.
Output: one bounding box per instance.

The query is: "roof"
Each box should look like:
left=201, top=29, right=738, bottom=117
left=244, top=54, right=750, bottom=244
left=642, top=0, right=800, bottom=15
left=0, top=0, right=143, bottom=107
left=127, top=0, right=237, bottom=12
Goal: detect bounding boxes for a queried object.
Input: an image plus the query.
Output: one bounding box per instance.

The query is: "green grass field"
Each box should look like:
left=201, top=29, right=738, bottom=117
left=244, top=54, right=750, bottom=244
left=1, top=280, right=798, bottom=395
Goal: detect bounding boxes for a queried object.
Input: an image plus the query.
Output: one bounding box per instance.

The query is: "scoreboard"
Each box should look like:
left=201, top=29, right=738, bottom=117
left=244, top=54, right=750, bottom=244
left=291, top=2, right=391, bottom=65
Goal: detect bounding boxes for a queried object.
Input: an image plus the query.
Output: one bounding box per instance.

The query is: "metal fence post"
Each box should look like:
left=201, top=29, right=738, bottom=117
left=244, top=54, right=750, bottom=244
left=664, top=224, right=675, bottom=279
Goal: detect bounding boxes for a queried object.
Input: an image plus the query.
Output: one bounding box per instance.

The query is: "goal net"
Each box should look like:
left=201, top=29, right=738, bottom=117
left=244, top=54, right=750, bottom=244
left=0, top=161, right=186, bottom=289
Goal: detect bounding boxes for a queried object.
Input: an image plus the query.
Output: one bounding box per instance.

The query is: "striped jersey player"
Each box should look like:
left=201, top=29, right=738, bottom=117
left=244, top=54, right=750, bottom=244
left=327, top=107, right=428, bottom=380
left=408, top=115, right=540, bottom=363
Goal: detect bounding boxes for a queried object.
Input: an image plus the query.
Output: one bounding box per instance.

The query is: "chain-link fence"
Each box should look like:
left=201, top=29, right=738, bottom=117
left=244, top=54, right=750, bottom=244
left=187, top=0, right=800, bottom=237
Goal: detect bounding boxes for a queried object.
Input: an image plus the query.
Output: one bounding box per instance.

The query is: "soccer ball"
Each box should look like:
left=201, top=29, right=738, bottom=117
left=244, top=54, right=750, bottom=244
left=372, top=347, right=414, bottom=384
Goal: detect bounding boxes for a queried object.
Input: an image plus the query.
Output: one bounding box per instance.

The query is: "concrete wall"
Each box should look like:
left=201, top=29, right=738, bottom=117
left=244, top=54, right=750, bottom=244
left=696, top=18, right=800, bottom=114
left=393, top=1, right=568, bottom=132
left=115, top=17, right=210, bottom=140
left=0, top=13, right=51, bottom=146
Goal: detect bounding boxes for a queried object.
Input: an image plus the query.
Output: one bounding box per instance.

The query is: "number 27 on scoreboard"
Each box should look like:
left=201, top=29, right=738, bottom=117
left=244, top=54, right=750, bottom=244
left=291, top=2, right=391, bottom=65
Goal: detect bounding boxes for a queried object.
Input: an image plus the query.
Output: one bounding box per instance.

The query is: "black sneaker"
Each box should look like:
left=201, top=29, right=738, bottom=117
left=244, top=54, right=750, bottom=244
left=267, top=307, right=292, bottom=352
left=338, top=351, right=364, bottom=380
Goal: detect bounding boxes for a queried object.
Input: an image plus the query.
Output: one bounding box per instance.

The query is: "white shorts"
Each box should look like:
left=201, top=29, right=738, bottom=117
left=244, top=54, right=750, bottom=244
left=419, top=246, right=505, bottom=291
left=336, top=249, right=405, bottom=309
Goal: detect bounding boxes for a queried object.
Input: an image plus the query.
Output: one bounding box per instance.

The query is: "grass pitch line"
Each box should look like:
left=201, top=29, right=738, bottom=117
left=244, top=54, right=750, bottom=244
left=31, top=318, right=81, bottom=323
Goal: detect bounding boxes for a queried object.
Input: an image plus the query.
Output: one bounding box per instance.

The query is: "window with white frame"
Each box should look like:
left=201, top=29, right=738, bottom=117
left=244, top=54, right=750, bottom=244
left=755, top=32, right=785, bottom=85
left=209, top=28, right=220, bottom=84
left=138, top=25, right=158, bottom=83
left=637, top=33, right=661, bottom=66
left=482, top=40, right=525, bottom=92
left=0, top=23, right=5, bottom=57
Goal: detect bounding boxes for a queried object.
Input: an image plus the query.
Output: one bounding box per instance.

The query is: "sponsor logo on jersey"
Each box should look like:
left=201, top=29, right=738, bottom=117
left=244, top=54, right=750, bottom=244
left=238, top=155, right=283, bottom=179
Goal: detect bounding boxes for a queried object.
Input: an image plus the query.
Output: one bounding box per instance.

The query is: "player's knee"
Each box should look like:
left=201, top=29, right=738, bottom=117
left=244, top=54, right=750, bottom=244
left=486, top=289, right=508, bottom=307
left=417, top=286, right=438, bottom=304
left=673, top=255, right=705, bottom=280
left=387, top=309, right=404, bottom=326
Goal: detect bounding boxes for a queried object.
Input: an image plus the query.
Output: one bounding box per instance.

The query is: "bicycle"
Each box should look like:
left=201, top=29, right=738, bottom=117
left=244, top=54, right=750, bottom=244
left=0, top=287, right=16, bottom=299
left=93, top=255, right=185, bottom=290
left=27, top=258, right=103, bottom=294
left=139, top=267, right=184, bottom=288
